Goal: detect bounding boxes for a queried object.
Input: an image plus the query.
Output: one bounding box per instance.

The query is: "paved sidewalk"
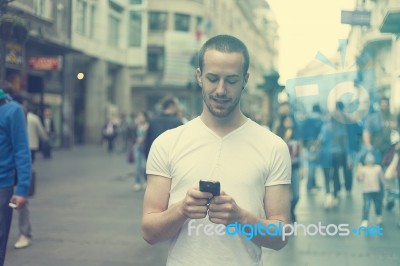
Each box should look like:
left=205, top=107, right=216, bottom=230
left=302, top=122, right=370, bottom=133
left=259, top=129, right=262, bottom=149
left=6, top=146, right=168, bottom=266
left=4, top=145, right=400, bottom=266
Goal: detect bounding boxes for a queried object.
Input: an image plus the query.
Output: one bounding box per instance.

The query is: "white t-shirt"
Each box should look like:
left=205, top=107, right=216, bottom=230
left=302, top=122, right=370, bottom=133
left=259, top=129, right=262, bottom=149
left=147, top=117, right=291, bottom=266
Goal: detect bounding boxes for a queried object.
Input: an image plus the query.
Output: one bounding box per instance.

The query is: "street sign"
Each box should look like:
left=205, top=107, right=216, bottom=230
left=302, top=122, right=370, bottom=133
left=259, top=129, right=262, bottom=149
left=341, top=10, right=371, bottom=26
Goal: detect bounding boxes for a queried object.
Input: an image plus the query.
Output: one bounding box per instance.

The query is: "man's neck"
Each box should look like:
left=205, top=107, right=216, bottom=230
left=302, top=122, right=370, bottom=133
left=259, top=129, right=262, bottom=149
left=200, top=110, right=248, bottom=137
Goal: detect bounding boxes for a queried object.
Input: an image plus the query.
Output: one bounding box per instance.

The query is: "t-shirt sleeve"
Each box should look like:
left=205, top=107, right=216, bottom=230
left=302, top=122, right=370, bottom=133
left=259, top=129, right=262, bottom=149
left=265, top=137, right=292, bottom=186
left=146, top=132, right=172, bottom=178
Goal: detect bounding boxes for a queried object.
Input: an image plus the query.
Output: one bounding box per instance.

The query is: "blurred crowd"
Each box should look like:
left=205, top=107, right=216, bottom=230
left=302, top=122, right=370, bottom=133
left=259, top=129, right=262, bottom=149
left=272, top=97, right=400, bottom=229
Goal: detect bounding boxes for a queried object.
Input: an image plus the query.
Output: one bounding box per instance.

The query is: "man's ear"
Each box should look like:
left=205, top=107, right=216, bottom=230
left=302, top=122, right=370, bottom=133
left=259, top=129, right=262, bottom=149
left=196, top=68, right=202, bottom=86
left=243, top=73, right=249, bottom=89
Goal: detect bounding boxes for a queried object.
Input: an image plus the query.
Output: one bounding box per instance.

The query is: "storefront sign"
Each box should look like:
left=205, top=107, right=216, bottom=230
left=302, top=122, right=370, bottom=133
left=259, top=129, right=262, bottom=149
left=28, top=56, right=63, bottom=71
left=6, top=41, right=23, bottom=68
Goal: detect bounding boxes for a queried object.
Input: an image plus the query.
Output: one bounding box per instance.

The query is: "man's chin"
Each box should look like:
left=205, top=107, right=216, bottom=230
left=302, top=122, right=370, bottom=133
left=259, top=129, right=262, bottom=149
left=210, top=108, right=230, bottom=118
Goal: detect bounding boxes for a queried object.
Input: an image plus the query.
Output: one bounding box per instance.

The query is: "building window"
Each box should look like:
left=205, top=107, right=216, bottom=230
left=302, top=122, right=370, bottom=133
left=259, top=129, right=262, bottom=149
left=196, top=17, right=203, bottom=28
left=34, top=0, right=52, bottom=20
left=175, top=13, right=190, bottom=32
left=108, top=1, right=123, bottom=47
left=130, top=0, right=142, bottom=4
left=129, top=11, right=142, bottom=47
left=88, top=5, right=96, bottom=38
left=76, top=0, right=97, bottom=37
left=147, top=48, right=164, bottom=72
left=149, top=11, right=168, bottom=31
left=108, top=15, right=120, bottom=47
left=76, top=0, right=87, bottom=34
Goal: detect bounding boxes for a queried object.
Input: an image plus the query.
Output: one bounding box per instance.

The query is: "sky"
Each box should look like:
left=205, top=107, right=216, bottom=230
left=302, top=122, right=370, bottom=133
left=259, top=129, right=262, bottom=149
left=267, top=0, right=356, bottom=84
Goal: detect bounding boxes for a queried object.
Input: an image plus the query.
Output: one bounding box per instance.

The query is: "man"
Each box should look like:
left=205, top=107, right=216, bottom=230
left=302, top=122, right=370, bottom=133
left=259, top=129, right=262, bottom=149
left=301, top=104, right=323, bottom=193
left=363, top=97, right=393, bottom=162
left=362, top=97, right=395, bottom=209
left=144, top=95, right=183, bottom=158
left=141, top=35, right=291, bottom=266
left=41, top=107, right=55, bottom=158
left=27, top=110, right=48, bottom=163
left=0, top=88, right=31, bottom=265
left=12, top=109, right=48, bottom=249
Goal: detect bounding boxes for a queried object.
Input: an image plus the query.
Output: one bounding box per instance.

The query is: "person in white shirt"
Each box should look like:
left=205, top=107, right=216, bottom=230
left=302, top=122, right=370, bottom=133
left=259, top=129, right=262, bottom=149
left=14, top=110, right=48, bottom=249
left=141, top=35, right=292, bottom=266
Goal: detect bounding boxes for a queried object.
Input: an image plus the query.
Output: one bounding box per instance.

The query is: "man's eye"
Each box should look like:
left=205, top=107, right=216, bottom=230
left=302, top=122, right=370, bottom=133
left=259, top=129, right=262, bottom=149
left=208, top=77, right=218, bottom=82
left=226, top=79, right=238, bottom=84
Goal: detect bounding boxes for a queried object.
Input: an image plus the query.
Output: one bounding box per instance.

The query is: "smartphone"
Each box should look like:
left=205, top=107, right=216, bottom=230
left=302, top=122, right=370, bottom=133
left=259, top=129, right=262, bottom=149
left=199, top=180, right=220, bottom=196
left=8, top=202, right=17, bottom=209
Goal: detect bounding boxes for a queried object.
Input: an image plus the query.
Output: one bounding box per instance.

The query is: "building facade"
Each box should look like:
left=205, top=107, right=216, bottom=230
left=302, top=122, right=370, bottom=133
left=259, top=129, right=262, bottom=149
left=380, top=0, right=400, bottom=113
left=290, top=0, right=400, bottom=122
left=348, top=0, right=400, bottom=113
left=2, top=0, right=280, bottom=146
left=2, top=0, right=73, bottom=148
left=67, top=0, right=147, bottom=144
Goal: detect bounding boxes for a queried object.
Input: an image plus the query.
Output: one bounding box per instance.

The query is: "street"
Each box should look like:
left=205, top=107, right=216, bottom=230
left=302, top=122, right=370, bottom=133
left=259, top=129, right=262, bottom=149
left=5, top=145, right=400, bottom=266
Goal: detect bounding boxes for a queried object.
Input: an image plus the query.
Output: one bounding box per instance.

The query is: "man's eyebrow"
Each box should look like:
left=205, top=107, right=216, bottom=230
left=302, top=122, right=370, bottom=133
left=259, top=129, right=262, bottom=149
left=205, top=73, right=240, bottom=78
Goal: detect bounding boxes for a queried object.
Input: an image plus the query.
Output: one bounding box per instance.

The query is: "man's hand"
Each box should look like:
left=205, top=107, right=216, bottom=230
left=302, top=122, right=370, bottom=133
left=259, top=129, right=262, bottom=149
left=208, top=191, right=243, bottom=225
left=10, top=195, right=27, bottom=209
left=180, top=187, right=212, bottom=219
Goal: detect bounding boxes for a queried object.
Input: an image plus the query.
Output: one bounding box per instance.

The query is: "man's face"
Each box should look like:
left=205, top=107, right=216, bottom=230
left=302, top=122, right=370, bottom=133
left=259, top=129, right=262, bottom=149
left=196, top=50, right=249, bottom=118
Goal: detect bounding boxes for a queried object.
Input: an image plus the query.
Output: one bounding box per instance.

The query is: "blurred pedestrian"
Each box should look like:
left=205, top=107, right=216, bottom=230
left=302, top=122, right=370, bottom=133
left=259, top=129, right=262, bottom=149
left=362, top=98, right=393, bottom=161
left=361, top=98, right=393, bottom=211
left=380, top=115, right=400, bottom=212
left=0, top=88, right=31, bottom=264
left=142, top=34, right=291, bottom=265
left=102, top=118, right=117, bottom=153
left=381, top=116, right=400, bottom=228
left=357, top=152, right=385, bottom=227
left=276, top=114, right=301, bottom=222
left=13, top=108, right=48, bottom=249
left=41, top=107, right=55, bottom=159
left=318, top=102, right=350, bottom=209
left=27, top=110, right=48, bottom=163
left=300, top=104, right=323, bottom=194
left=133, top=112, right=149, bottom=191
left=144, top=95, right=183, bottom=158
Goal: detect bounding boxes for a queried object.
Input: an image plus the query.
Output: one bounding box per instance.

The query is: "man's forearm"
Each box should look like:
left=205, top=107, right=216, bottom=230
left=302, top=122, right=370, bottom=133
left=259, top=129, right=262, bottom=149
left=142, top=201, right=188, bottom=245
left=239, top=209, right=289, bottom=250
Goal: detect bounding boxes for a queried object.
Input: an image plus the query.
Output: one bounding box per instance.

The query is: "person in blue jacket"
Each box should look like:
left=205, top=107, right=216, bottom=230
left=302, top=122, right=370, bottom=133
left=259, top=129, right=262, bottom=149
left=0, top=88, right=31, bottom=265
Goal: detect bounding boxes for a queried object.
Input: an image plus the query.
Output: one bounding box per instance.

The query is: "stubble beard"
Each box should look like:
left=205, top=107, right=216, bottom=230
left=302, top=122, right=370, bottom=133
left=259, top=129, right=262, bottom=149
left=202, top=89, right=242, bottom=118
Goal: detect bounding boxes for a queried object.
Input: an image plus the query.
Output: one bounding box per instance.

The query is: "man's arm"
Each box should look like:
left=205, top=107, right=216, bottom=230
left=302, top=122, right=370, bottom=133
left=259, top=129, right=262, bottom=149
left=35, top=115, right=48, bottom=142
left=208, top=184, right=291, bottom=250
left=10, top=106, right=32, bottom=208
left=247, top=184, right=291, bottom=249
left=141, top=175, right=211, bottom=245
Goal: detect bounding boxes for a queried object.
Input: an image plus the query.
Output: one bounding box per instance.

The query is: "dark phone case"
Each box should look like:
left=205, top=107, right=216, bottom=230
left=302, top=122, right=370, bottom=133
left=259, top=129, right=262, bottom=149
left=199, top=180, right=220, bottom=196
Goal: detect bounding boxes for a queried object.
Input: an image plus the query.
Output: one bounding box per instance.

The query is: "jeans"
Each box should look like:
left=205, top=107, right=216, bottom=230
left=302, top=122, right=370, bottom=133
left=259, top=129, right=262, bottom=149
left=18, top=203, right=31, bottom=238
left=323, top=152, right=351, bottom=197
left=0, top=187, right=13, bottom=266
left=307, top=159, right=318, bottom=191
left=133, top=143, right=146, bottom=185
left=362, top=192, right=383, bottom=220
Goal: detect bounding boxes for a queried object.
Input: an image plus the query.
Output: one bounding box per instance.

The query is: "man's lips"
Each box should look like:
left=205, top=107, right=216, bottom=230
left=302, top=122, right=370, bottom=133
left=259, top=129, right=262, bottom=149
left=211, top=97, right=230, bottom=104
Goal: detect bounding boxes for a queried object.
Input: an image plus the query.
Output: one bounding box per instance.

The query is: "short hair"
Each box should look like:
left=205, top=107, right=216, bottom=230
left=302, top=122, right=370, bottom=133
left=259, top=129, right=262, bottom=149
left=160, top=95, right=178, bottom=111
left=198, top=34, right=250, bottom=76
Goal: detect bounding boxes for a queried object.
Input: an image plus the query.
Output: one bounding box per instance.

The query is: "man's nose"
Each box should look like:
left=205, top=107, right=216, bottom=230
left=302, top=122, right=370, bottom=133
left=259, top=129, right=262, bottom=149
left=215, top=80, right=227, bottom=95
